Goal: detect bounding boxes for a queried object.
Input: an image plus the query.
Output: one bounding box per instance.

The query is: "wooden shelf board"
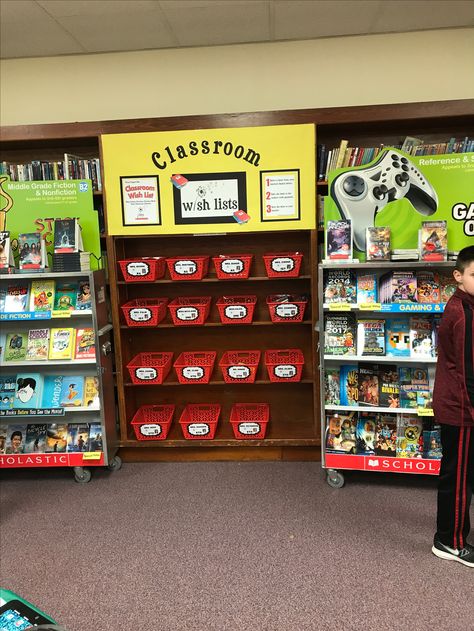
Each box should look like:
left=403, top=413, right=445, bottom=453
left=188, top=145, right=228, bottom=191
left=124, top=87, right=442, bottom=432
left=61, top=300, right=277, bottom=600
left=117, top=275, right=311, bottom=284
left=120, top=320, right=313, bottom=329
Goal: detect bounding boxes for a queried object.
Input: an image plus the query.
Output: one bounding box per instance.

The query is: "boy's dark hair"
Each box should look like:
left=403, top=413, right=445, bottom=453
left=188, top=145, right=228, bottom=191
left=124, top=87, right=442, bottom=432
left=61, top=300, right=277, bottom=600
left=455, top=245, right=474, bottom=272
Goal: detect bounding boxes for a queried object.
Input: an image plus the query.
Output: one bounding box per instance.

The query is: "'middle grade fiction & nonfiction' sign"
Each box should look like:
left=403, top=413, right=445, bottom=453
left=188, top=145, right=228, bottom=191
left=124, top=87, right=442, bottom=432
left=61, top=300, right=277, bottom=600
left=101, top=124, right=316, bottom=235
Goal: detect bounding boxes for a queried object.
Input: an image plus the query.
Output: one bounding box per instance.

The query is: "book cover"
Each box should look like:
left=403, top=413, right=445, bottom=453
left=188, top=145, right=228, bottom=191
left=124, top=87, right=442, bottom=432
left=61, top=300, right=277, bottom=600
left=4, top=332, right=28, bottom=362
left=358, top=364, right=380, bottom=407
left=339, top=365, right=359, bottom=406
left=29, top=279, right=55, bottom=312
left=416, top=271, right=440, bottom=303
left=83, top=376, right=100, bottom=409
left=324, top=368, right=340, bottom=406
left=26, top=328, right=50, bottom=361
left=423, top=427, right=442, bottom=459
left=0, top=425, right=7, bottom=454
left=4, top=282, right=30, bottom=313
left=88, top=422, right=103, bottom=451
left=325, top=219, right=352, bottom=260
left=409, top=317, right=434, bottom=358
left=356, top=273, right=377, bottom=304
left=45, top=423, right=68, bottom=452
left=18, top=232, right=42, bottom=269
left=374, top=414, right=397, bottom=456
left=396, top=416, right=423, bottom=458
left=385, top=319, right=411, bottom=357
left=76, top=279, right=92, bottom=310
left=357, top=319, right=385, bottom=356
left=420, top=220, right=448, bottom=262
left=438, top=273, right=457, bottom=303
left=0, top=230, right=14, bottom=270
left=325, top=412, right=356, bottom=454
left=324, top=313, right=356, bottom=356
left=74, top=328, right=96, bottom=360
left=5, top=423, right=27, bottom=454
left=59, top=375, right=84, bottom=407
left=0, top=375, right=16, bottom=410
left=67, top=423, right=90, bottom=452
left=49, top=328, right=75, bottom=360
left=391, top=272, right=417, bottom=303
left=54, top=218, right=77, bottom=253
left=323, top=269, right=356, bottom=304
left=356, top=413, right=376, bottom=454
left=399, top=367, right=429, bottom=409
left=13, top=373, right=43, bottom=409
left=24, top=423, right=47, bottom=453
left=379, top=365, right=400, bottom=408
left=53, top=282, right=78, bottom=311
left=366, top=226, right=391, bottom=261
left=41, top=375, right=64, bottom=408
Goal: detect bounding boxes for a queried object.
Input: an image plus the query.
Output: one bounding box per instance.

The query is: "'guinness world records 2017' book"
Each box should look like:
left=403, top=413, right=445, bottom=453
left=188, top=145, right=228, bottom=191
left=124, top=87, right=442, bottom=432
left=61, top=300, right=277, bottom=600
left=324, top=313, right=357, bottom=355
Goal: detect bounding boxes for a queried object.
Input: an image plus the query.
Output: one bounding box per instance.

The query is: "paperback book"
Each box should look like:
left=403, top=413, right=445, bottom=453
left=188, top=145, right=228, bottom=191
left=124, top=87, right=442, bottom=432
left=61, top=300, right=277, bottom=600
left=323, top=269, right=357, bottom=304
left=385, top=319, right=411, bottom=357
left=325, top=219, right=352, bottom=260
left=49, top=328, right=75, bottom=360
left=53, top=282, right=78, bottom=311
left=409, top=317, right=434, bottom=358
left=53, top=218, right=80, bottom=254
left=416, top=271, right=440, bottom=303
left=26, top=328, right=50, bottom=361
left=74, top=328, right=96, bottom=360
left=88, top=422, right=103, bottom=451
left=396, top=415, right=423, bottom=458
left=356, top=273, right=377, bottom=304
left=67, top=423, right=90, bottom=452
left=59, top=375, right=84, bottom=407
left=4, top=282, right=30, bottom=313
left=84, top=376, right=100, bottom=409
left=0, top=230, right=14, bottom=270
left=419, top=220, right=448, bottom=262
left=324, top=313, right=357, bottom=356
left=325, top=412, right=357, bottom=454
left=378, top=365, right=400, bottom=408
left=76, top=280, right=92, bottom=310
left=4, top=332, right=28, bottom=362
left=439, top=273, right=457, bottom=303
left=324, top=368, right=340, bottom=406
left=339, top=365, right=359, bottom=406
left=24, top=423, right=47, bottom=453
left=42, top=375, right=64, bottom=408
left=13, top=373, right=43, bottom=409
left=29, top=280, right=55, bottom=312
left=399, top=367, right=429, bottom=409
left=18, top=232, right=43, bottom=270
left=374, top=414, right=397, bottom=456
left=45, top=423, right=68, bottom=453
left=356, top=413, right=376, bottom=454
left=366, top=226, right=391, bottom=261
left=423, top=426, right=442, bottom=459
left=357, top=319, right=385, bottom=356
left=5, top=423, right=27, bottom=453
left=0, top=375, right=16, bottom=410
left=358, top=364, right=380, bottom=407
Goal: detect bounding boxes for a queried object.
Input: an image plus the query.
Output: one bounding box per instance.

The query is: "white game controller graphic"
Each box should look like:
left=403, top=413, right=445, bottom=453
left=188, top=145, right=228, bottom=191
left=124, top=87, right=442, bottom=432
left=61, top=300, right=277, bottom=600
left=331, top=149, right=438, bottom=251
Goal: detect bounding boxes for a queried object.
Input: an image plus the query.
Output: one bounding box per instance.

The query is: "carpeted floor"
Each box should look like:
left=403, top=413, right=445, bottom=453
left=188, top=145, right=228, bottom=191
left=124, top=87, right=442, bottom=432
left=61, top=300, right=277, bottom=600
left=0, top=462, right=473, bottom=631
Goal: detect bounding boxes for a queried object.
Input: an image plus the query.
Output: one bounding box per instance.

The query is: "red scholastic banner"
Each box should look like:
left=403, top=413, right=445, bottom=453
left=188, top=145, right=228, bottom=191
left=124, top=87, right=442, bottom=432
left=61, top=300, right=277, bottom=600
left=0, top=452, right=104, bottom=469
left=325, top=453, right=440, bottom=476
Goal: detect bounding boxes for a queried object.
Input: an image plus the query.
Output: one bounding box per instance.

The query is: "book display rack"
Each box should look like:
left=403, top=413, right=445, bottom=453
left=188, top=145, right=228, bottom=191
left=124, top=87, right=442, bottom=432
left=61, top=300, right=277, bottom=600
left=1, top=98, right=473, bottom=462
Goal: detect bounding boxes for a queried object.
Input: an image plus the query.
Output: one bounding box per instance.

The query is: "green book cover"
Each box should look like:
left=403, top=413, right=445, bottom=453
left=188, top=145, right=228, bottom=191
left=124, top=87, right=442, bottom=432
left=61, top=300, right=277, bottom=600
left=4, top=331, right=28, bottom=362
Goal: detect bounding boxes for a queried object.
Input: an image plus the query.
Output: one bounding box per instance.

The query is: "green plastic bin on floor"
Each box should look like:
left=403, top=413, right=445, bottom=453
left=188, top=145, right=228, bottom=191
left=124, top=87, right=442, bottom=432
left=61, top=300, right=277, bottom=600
left=0, top=588, right=65, bottom=630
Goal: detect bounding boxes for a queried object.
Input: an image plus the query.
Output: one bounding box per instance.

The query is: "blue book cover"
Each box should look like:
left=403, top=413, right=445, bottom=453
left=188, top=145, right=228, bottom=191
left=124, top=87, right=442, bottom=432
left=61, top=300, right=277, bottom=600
left=88, top=423, right=103, bottom=451
left=42, top=375, right=64, bottom=408
left=356, top=273, right=377, bottom=304
left=339, top=365, right=359, bottom=406
left=386, top=319, right=411, bottom=357
left=0, top=374, right=16, bottom=410
left=59, top=375, right=84, bottom=407
left=13, top=373, right=44, bottom=409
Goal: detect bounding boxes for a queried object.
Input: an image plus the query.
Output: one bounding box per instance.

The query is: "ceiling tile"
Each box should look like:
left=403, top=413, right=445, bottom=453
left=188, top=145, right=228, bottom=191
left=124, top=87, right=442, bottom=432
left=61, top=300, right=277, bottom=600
left=0, top=18, right=84, bottom=58
left=0, top=0, right=49, bottom=23
left=274, top=0, right=379, bottom=39
left=37, top=0, right=159, bottom=17
left=58, top=12, right=177, bottom=53
left=160, top=1, right=270, bottom=46
left=372, top=1, right=474, bottom=32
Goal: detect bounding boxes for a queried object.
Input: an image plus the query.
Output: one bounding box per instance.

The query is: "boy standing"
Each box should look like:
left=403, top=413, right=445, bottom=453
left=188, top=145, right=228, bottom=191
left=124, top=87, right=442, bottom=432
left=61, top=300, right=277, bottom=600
left=432, top=245, right=474, bottom=567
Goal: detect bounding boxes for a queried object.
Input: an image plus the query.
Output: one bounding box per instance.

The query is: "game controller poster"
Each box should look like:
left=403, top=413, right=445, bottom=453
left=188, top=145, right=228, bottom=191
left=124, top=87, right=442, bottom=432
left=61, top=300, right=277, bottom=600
left=325, top=148, right=474, bottom=258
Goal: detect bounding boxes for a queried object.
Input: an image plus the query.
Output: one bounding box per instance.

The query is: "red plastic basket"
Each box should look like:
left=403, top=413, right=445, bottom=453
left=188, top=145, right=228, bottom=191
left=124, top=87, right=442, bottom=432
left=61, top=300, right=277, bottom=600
left=131, top=405, right=175, bottom=440
left=263, top=252, right=303, bottom=278
left=166, top=256, right=210, bottom=281
left=264, top=349, right=305, bottom=382
left=212, top=254, right=253, bottom=280
left=173, top=351, right=217, bottom=384
left=167, top=296, right=212, bottom=326
left=118, top=257, right=166, bottom=282
left=121, top=298, right=168, bottom=327
left=216, top=295, right=257, bottom=325
left=230, top=403, right=270, bottom=440
left=179, top=403, right=221, bottom=440
left=219, top=350, right=261, bottom=383
left=266, top=294, right=308, bottom=323
left=126, top=352, right=173, bottom=385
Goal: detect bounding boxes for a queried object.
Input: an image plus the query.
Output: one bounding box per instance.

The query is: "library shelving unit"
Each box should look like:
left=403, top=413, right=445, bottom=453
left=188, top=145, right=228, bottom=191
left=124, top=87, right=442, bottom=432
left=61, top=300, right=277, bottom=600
left=107, top=231, right=320, bottom=457
left=1, top=98, right=473, bottom=462
left=0, top=270, right=120, bottom=482
left=318, top=260, right=454, bottom=487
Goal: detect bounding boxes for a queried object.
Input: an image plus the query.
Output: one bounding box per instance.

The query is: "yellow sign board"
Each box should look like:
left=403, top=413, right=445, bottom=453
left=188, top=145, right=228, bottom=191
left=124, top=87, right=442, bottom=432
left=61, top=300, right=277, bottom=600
left=101, top=124, right=316, bottom=235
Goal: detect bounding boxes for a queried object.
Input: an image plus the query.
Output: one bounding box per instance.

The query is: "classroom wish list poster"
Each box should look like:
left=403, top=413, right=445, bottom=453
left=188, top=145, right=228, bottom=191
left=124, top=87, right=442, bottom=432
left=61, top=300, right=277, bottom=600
left=120, top=176, right=160, bottom=226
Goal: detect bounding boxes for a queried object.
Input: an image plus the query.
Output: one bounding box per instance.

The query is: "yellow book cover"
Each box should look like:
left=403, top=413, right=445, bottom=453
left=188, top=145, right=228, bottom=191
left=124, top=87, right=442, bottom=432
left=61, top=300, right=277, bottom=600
left=84, top=376, right=100, bottom=409
left=48, top=328, right=75, bottom=360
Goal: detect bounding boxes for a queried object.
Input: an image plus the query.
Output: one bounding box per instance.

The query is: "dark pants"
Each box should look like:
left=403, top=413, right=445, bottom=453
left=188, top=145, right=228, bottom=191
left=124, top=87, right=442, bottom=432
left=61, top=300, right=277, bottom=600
left=436, top=424, right=474, bottom=549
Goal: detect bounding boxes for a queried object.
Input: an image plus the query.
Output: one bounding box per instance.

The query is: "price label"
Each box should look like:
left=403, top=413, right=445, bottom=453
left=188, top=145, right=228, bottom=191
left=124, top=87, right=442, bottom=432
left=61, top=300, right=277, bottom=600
left=83, top=451, right=102, bottom=460
left=359, top=302, right=382, bottom=311
left=417, top=407, right=435, bottom=417
left=328, top=302, right=351, bottom=311
left=52, top=310, right=71, bottom=318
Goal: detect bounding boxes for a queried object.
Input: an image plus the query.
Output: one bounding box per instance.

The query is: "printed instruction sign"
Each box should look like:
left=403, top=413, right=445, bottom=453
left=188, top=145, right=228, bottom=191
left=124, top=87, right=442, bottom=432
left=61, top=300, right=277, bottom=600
left=121, top=176, right=160, bottom=226
left=261, top=170, right=300, bottom=221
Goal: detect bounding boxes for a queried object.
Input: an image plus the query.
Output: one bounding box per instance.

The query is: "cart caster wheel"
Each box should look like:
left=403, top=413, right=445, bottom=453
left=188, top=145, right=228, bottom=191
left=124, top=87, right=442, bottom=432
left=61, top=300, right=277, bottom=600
left=326, top=470, right=344, bottom=488
left=73, top=467, right=92, bottom=484
left=108, top=455, right=122, bottom=472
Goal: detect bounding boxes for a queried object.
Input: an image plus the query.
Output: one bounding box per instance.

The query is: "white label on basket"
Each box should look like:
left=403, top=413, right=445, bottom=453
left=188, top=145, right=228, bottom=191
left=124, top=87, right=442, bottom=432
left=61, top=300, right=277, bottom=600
left=271, top=257, right=295, bottom=273
left=274, top=364, right=297, bottom=378
left=127, top=261, right=150, bottom=277
left=275, top=303, right=299, bottom=318
left=176, top=307, right=199, bottom=321
left=224, top=305, right=247, bottom=319
left=174, top=260, right=197, bottom=275
left=238, top=422, right=261, bottom=435
left=182, top=366, right=205, bottom=380
left=130, top=308, right=152, bottom=322
left=228, top=365, right=251, bottom=379
left=140, top=423, right=162, bottom=437
left=187, top=423, right=210, bottom=436
left=221, top=259, right=244, bottom=274
left=135, top=367, right=157, bottom=380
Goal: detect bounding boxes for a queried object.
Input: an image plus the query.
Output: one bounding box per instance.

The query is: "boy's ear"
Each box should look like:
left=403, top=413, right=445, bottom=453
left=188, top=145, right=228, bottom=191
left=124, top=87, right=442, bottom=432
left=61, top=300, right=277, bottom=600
left=453, top=269, right=463, bottom=284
